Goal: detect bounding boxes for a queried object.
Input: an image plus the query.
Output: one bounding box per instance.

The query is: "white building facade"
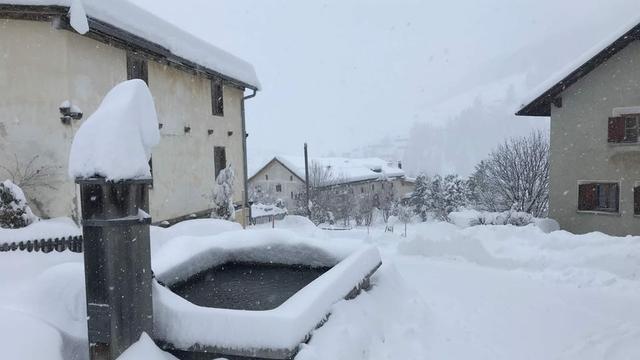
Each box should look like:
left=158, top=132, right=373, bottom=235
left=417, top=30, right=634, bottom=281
left=0, top=3, right=260, bottom=223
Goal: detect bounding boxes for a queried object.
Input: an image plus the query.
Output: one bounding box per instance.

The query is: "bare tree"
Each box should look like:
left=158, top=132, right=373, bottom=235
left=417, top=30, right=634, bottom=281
left=470, top=131, right=549, bottom=217
left=0, top=154, right=59, bottom=191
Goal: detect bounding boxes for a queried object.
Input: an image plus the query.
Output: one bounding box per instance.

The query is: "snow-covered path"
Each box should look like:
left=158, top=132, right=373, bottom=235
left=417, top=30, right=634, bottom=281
left=394, top=255, right=640, bottom=359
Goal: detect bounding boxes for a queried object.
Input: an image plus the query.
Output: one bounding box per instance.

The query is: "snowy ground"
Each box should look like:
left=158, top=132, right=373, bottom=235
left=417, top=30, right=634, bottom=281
left=1, top=216, right=639, bottom=359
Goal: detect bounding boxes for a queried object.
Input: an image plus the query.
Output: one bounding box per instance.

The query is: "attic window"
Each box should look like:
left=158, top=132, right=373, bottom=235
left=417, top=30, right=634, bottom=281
left=212, top=79, right=224, bottom=116
left=127, top=52, right=148, bottom=84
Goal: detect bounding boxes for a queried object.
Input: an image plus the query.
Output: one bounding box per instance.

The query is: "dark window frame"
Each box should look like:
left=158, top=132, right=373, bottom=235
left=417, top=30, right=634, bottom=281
left=609, top=114, right=640, bottom=144
left=276, top=184, right=282, bottom=192
left=127, top=52, right=148, bottom=84
left=211, top=79, right=224, bottom=116
left=578, top=182, right=620, bottom=213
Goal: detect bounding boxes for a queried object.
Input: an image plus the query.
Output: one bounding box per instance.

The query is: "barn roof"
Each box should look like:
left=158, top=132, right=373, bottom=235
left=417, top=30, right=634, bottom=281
left=0, top=1, right=260, bottom=90
left=516, top=17, right=640, bottom=117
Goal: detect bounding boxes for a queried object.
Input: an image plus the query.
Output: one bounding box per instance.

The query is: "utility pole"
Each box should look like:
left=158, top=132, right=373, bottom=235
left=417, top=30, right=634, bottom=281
left=304, top=143, right=311, bottom=218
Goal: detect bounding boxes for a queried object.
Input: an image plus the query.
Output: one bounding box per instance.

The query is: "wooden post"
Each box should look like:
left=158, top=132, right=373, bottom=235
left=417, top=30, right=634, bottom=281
left=76, top=177, right=154, bottom=360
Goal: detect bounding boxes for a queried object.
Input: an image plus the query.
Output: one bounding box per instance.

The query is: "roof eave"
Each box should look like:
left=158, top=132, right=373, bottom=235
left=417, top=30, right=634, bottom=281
left=516, top=22, right=640, bottom=118
left=0, top=4, right=259, bottom=91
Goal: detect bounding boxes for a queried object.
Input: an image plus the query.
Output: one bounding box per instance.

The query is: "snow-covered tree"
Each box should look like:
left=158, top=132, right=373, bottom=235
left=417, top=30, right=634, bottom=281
left=410, top=173, right=468, bottom=221
left=0, top=180, right=38, bottom=229
left=470, top=131, right=549, bottom=217
left=212, top=165, right=235, bottom=220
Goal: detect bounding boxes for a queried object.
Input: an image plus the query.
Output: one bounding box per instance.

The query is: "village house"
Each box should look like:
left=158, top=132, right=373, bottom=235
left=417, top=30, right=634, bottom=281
left=517, top=19, right=640, bottom=235
left=0, top=2, right=260, bottom=224
left=248, top=156, right=414, bottom=213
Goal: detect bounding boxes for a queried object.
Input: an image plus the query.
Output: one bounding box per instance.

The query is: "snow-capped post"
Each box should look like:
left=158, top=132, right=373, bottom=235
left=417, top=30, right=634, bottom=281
left=69, top=80, right=160, bottom=360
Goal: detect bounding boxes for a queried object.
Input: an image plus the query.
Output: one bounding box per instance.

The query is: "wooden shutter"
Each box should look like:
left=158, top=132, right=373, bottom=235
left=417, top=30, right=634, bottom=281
left=608, top=117, right=625, bottom=143
left=635, top=186, right=640, bottom=215
left=578, top=183, right=597, bottom=210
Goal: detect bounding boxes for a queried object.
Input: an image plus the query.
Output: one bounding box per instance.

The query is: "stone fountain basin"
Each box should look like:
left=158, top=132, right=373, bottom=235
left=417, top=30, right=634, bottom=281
left=151, top=229, right=381, bottom=360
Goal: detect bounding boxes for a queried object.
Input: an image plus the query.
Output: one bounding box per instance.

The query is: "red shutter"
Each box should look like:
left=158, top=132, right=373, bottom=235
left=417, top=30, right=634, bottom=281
left=578, top=183, right=597, bottom=210
left=608, top=117, right=625, bottom=143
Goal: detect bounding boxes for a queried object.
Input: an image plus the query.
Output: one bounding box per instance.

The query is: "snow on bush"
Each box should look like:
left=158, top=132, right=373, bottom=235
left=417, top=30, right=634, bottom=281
left=449, top=209, right=534, bottom=228
left=0, top=179, right=38, bottom=229
left=212, top=165, right=235, bottom=220
left=68, top=79, right=160, bottom=180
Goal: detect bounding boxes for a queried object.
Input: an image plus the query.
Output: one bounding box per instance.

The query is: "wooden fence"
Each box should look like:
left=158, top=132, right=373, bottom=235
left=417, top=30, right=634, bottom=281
left=0, top=235, right=83, bottom=253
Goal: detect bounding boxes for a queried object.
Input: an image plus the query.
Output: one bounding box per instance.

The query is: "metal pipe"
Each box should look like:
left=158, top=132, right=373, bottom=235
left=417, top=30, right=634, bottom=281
left=304, top=143, right=311, bottom=218
left=241, top=89, right=257, bottom=229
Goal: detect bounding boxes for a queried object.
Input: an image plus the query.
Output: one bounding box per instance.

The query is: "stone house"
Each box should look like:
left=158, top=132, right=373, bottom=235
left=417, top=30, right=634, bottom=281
left=517, top=19, right=640, bottom=235
left=0, top=2, right=260, bottom=224
left=248, top=156, right=414, bottom=213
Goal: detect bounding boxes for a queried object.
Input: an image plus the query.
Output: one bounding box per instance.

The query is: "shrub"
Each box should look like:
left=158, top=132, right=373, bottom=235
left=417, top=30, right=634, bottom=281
left=0, top=180, right=38, bottom=228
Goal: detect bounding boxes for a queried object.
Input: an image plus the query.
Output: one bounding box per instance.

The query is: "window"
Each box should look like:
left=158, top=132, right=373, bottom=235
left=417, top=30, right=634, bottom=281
left=290, top=175, right=293, bottom=181
left=214, top=146, right=226, bottom=178
left=361, top=187, right=364, bottom=193
left=276, top=184, right=282, bottom=192
left=371, top=184, right=375, bottom=190
left=211, top=79, right=224, bottom=116
left=265, top=174, right=269, bottom=181
left=635, top=184, right=640, bottom=215
left=291, top=191, right=294, bottom=199
left=609, top=114, right=640, bottom=143
left=127, top=52, right=148, bottom=84
left=578, top=182, right=619, bottom=213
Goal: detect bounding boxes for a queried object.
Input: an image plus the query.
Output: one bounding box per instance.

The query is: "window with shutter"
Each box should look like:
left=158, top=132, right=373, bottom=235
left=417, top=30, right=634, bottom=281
left=609, top=114, right=640, bottom=143
left=578, top=182, right=619, bottom=213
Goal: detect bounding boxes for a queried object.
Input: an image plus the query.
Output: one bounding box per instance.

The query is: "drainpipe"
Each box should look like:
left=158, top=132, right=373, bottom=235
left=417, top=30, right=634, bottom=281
left=241, top=88, right=257, bottom=229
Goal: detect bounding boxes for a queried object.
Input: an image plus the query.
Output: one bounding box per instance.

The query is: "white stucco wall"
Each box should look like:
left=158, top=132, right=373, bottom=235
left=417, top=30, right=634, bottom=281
left=0, top=19, right=247, bottom=222
left=550, top=40, right=640, bottom=235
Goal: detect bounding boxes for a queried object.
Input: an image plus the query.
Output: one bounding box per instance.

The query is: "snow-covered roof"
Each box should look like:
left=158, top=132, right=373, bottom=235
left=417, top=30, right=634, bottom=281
left=517, top=16, right=640, bottom=116
left=1, top=0, right=260, bottom=90
left=251, top=155, right=406, bottom=185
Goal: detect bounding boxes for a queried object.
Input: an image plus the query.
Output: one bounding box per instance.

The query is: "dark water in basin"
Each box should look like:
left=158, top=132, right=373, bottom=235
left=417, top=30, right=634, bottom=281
left=169, top=262, right=331, bottom=310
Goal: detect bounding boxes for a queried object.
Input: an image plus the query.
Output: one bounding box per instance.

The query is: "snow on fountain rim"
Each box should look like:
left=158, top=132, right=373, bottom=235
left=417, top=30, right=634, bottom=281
left=151, top=228, right=382, bottom=351
left=68, top=79, right=160, bottom=181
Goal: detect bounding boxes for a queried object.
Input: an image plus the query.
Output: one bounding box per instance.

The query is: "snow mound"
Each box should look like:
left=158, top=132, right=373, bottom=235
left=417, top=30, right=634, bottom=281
left=117, top=333, right=177, bottom=360
left=0, top=309, right=64, bottom=360
left=295, top=263, right=429, bottom=360
left=0, top=217, right=80, bottom=244
left=68, top=79, right=160, bottom=180
left=534, top=218, right=560, bottom=233
left=150, top=219, right=241, bottom=255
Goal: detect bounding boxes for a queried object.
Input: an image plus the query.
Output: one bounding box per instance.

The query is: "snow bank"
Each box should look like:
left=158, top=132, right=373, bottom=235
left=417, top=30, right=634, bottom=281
left=117, top=333, right=177, bottom=360
left=296, top=264, right=429, bottom=360
left=448, top=209, right=535, bottom=228
left=153, top=245, right=381, bottom=352
left=0, top=217, right=80, bottom=244
left=68, top=79, right=160, bottom=180
left=0, top=309, right=64, bottom=360
left=398, top=222, right=640, bottom=289
left=150, top=218, right=241, bottom=255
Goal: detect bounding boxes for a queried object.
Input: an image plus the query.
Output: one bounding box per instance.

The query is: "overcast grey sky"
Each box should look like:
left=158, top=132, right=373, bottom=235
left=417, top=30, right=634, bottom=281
left=132, top=0, right=640, bottom=171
